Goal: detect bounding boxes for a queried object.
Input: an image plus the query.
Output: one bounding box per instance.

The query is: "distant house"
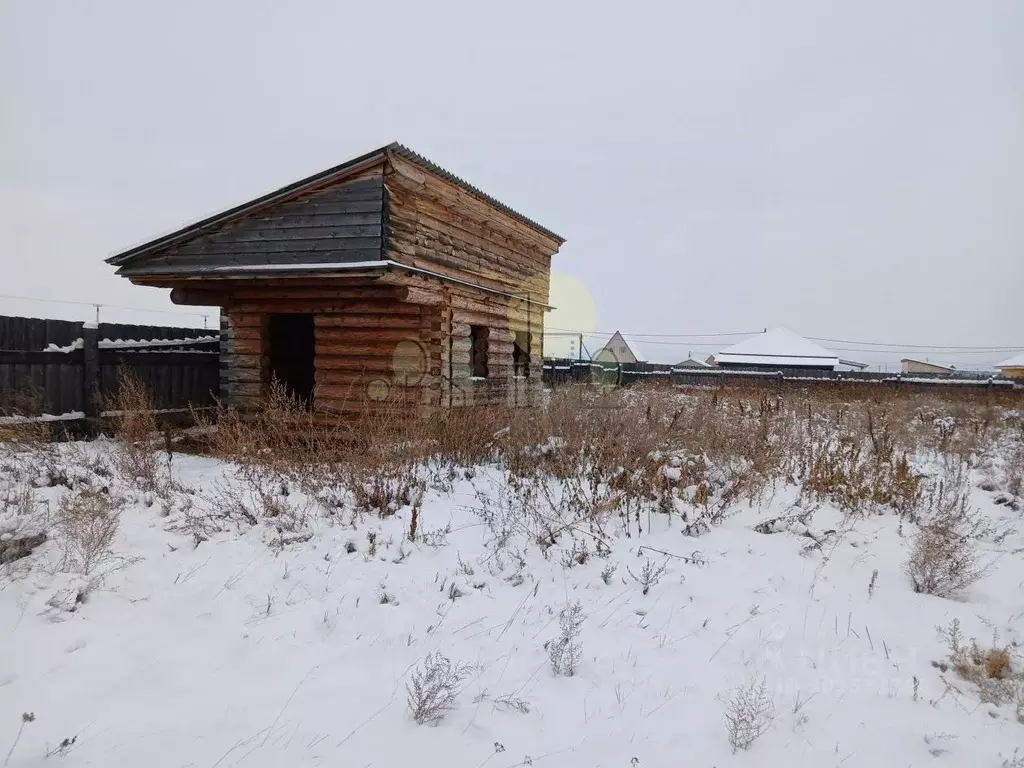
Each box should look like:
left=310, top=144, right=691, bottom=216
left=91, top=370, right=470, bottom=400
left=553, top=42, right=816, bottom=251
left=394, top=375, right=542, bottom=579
left=996, top=353, right=1024, bottom=379
left=675, top=354, right=711, bottom=369
left=593, top=331, right=646, bottom=364
left=901, top=359, right=955, bottom=375
left=715, top=328, right=864, bottom=372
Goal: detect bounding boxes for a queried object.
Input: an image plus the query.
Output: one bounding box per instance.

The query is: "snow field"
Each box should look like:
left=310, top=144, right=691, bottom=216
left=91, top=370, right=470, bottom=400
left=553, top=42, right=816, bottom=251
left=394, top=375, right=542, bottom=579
left=1, top=403, right=1023, bottom=767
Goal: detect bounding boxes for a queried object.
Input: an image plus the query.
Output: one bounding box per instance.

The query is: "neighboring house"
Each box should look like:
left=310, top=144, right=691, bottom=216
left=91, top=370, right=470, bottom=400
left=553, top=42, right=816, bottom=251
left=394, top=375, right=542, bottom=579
left=996, top=353, right=1024, bottom=379
left=107, top=143, right=564, bottom=413
left=901, top=358, right=955, bottom=375
left=837, top=359, right=870, bottom=372
left=715, top=328, right=858, bottom=371
left=592, top=331, right=646, bottom=364
left=675, top=354, right=711, bottom=369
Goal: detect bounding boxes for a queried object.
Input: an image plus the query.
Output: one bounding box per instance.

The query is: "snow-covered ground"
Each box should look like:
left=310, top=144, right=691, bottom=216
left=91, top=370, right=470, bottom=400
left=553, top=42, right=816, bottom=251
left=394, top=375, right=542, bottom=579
left=1, top=423, right=1022, bottom=767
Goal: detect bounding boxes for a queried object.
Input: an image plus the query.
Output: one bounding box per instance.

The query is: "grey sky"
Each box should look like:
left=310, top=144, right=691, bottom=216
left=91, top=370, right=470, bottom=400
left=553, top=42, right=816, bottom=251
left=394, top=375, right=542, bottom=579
left=3, top=0, right=1022, bottom=368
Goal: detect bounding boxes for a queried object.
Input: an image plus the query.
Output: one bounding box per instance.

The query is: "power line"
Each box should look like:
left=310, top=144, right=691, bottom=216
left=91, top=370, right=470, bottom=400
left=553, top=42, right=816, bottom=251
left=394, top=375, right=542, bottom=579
left=545, top=327, right=761, bottom=338
left=545, top=325, right=1021, bottom=353
left=544, top=334, right=1020, bottom=355
left=0, top=293, right=212, bottom=321
left=829, top=346, right=1021, bottom=356
left=808, top=335, right=1019, bottom=351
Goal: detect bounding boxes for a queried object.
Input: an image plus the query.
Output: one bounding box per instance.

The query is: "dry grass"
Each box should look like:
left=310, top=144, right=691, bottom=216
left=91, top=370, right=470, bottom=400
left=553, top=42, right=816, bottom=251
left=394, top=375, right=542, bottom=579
left=0, top=385, right=52, bottom=447
left=937, top=619, right=1022, bottom=708
left=190, top=383, right=1022, bottom=546
left=906, top=478, right=992, bottom=598
left=105, top=367, right=159, bottom=491
left=53, top=487, right=123, bottom=575
left=721, top=676, right=776, bottom=753
left=406, top=652, right=471, bottom=725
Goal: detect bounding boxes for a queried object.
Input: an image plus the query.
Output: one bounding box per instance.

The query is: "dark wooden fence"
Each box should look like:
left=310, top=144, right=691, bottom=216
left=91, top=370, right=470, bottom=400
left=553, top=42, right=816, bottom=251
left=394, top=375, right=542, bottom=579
left=542, top=358, right=1021, bottom=393
left=0, top=314, right=220, bottom=423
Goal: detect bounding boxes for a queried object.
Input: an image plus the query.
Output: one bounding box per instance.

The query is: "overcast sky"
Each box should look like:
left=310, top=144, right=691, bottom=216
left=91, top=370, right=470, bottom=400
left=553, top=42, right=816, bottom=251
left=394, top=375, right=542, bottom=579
left=3, top=0, right=1022, bottom=368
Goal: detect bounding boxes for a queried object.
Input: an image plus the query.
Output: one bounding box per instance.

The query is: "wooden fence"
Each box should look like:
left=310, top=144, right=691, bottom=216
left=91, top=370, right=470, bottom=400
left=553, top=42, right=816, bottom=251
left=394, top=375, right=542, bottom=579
left=542, top=358, right=1022, bottom=393
left=0, top=314, right=220, bottom=423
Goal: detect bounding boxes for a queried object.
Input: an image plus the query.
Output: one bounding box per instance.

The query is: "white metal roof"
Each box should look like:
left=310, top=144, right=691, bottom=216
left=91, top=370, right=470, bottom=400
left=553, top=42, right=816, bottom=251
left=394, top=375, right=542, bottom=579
left=996, top=352, right=1024, bottom=368
left=716, top=328, right=839, bottom=368
left=675, top=356, right=711, bottom=368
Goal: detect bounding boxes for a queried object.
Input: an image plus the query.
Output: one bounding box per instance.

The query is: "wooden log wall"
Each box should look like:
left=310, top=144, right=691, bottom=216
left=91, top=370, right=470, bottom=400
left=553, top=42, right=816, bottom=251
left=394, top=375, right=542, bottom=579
left=446, top=289, right=544, bottom=408
left=218, top=282, right=444, bottom=414
left=385, top=154, right=559, bottom=301
left=383, top=154, right=558, bottom=408
left=381, top=271, right=545, bottom=407
left=217, top=276, right=545, bottom=413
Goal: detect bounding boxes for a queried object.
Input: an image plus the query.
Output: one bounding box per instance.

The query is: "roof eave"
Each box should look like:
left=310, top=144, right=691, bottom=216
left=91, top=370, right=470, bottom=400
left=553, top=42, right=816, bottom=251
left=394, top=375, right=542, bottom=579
left=119, top=259, right=554, bottom=308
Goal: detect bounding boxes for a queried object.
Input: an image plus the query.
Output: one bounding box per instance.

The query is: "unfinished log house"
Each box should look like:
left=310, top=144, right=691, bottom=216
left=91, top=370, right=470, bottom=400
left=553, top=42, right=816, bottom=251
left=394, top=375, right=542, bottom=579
left=107, top=144, right=564, bottom=414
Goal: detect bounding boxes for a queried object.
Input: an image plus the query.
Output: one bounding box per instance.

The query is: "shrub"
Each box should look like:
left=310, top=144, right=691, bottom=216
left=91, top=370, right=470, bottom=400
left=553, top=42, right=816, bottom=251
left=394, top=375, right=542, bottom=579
left=722, top=677, right=776, bottom=753
left=937, top=619, right=1021, bottom=706
left=906, top=509, right=989, bottom=598
left=548, top=601, right=584, bottom=677
left=0, top=385, right=51, bottom=447
left=600, top=561, right=618, bottom=585
left=54, top=488, right=121, bottom=575
left=407, top=652, right=471, bottom=725
left=627, top=557, right=667, bottom=595
left=106, top=368, right=159, bottom=491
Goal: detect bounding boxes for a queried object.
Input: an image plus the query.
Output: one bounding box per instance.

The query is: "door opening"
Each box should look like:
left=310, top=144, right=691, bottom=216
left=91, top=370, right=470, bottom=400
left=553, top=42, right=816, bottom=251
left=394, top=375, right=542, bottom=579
left=266, top=314, right=315, bottom=406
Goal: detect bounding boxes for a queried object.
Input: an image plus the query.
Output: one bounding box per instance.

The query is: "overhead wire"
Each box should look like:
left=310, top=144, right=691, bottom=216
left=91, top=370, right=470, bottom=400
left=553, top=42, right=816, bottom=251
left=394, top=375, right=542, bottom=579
left=544, top=325, right=1020, bottom=352
left=0, top=293, right=213, bottom=321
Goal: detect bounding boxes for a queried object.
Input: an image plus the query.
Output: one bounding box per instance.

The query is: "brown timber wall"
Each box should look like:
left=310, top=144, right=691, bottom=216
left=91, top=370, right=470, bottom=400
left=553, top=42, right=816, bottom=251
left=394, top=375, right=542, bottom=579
left=447, top=288, right=543, bottom=407
left=219, top=285, right=444, bottom=414
left=315, top=300, right=442, bottom=413
left=385, top=156, right=555, bottom=298
left=384, top=155, right=555, bottom=408
left=219, top=281, right=544, bottom=412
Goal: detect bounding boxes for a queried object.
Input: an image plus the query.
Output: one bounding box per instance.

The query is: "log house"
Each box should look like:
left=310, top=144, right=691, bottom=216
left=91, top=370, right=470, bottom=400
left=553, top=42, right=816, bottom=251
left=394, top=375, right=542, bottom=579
left=107, top=144, right=564, bottom=414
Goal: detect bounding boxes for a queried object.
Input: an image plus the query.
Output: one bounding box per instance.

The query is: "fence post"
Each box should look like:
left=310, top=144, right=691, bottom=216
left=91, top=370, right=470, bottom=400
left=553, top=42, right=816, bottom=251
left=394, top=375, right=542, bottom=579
left=82, top=323, right=100, bottom=427
left=616, top=363, right=622, bottom=387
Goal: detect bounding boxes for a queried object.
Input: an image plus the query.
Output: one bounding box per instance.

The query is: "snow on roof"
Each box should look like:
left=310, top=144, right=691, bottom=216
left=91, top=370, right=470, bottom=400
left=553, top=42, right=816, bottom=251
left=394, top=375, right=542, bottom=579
left=996, top=352, right=1024, bottom=368
left=676, top=356, right=711, bottom=368
left=617, top=332, right=652, bottom=363
left=590, top=331, right=652, bottom=364
left=901, top=358, right=954, bottom=370
left=716, top=328, right=839, bottom=367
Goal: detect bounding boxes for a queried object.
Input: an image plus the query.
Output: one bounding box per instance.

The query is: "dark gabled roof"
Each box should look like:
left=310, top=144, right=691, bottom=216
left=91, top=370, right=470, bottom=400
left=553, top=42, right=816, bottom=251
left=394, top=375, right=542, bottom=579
left=107, top=142, right=564, bottom=267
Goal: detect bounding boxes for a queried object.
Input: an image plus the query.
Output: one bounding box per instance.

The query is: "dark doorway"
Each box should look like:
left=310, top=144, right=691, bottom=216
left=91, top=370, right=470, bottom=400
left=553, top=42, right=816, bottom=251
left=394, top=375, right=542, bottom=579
left=267, top=314, right=315, bottom=406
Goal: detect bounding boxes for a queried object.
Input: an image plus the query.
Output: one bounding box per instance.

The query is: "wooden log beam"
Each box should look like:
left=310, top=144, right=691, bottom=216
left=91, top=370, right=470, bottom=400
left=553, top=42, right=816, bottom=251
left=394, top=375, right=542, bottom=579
left=228, top=299, right=420, bottom=315
left=315, top=315, right=423, bottom=329
left=170, top=287, right=231, bottom=306
left=231, top=286, right=401, bottom=301
left=316, top=328, right=437, bottom=344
